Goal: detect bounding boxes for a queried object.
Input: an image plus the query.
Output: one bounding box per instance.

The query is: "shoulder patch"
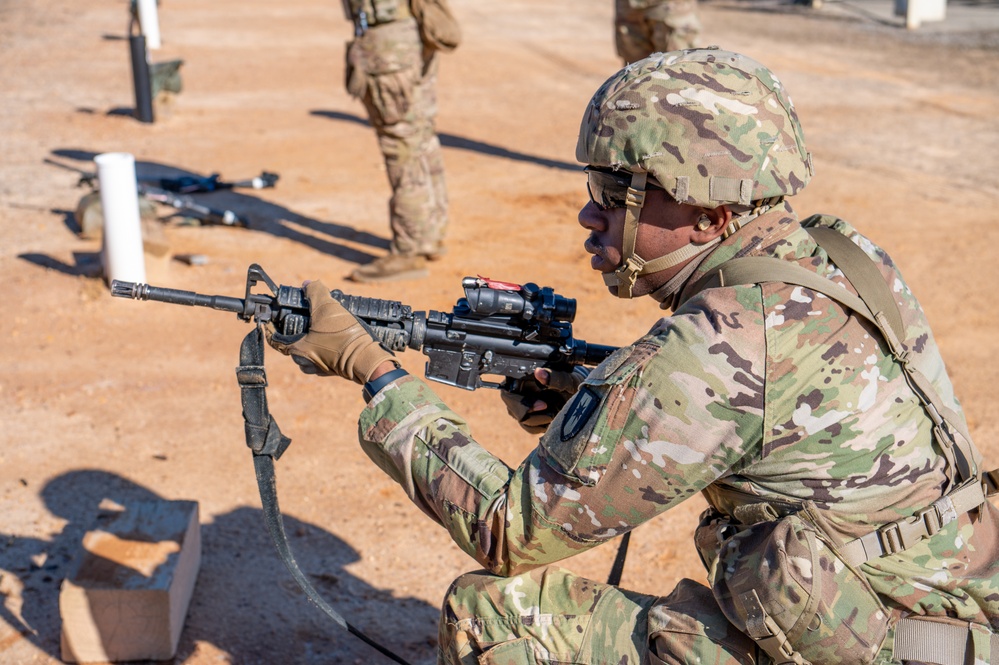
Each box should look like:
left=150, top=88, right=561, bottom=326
left=561, top=386, right=600, bottom=442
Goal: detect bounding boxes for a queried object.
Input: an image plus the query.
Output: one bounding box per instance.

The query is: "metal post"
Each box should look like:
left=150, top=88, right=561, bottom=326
left=129, top=33, right=155, bottom=123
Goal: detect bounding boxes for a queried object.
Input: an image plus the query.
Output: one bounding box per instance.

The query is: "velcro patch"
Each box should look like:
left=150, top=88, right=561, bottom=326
left=561, top=386, right=600, bottom=442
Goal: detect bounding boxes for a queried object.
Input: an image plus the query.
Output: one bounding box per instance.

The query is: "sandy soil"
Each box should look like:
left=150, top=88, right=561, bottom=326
left=1, top=0, right=998, bottom=663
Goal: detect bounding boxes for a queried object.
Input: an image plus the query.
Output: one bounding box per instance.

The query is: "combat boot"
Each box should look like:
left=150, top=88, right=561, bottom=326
left=349, top=253, right=428, bottom=283
left=422, top=241, right=447, bottom=262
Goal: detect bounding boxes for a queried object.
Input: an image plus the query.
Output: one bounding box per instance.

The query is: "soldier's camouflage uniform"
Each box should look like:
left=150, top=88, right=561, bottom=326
left=352, top=50, right=999, bottom=664
left=346, top=2, right=448, bottom=257
left=615, top=0, right=701, bottom=63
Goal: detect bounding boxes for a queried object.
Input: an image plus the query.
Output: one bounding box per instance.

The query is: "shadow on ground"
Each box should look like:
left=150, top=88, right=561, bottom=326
left=311, top=110, right=581, bottom=172
left=0, top=469, right=439, bottom=664
left=23, top=149, right=392, bottom=274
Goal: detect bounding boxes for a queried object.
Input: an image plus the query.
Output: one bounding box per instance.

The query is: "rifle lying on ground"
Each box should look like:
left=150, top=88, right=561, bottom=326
left=111, top=264, right=616, bottom=391
left=133, top=171, right=280, bottom=227
left=135, top=184, right=248, bottom=227
left=110, top=264, right=620, bottom=664
left=146, top=171, right=280, bottom=194
left=45, top=158, right=279, bottom=233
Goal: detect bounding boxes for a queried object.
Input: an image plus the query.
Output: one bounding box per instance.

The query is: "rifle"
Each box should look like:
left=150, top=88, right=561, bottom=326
left=135, top=172, right=279, bottom=226
left=110, top=264, right=617, bottom=391
left=110, top=265, right=624, bottom=663
left=135, top=184, right=247, bottom=227
left=146, top=171, right=280, bottom=194
left=45, top=158, right=278, bottom=230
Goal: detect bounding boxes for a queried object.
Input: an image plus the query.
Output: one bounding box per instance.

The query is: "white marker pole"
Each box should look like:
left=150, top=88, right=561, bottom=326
left=95, top=153, right=146, bottom=285
left=136, top=0, right=162, bottom=49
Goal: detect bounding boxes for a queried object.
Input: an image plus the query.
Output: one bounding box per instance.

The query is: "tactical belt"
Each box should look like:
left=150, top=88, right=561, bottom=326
left=236, top=325, right=412, bottom=665
left=693, top=221, right=998, bottom=665
left=894, top=617, right=999, bottom=665
left=838, top=477, right=988, bottom=566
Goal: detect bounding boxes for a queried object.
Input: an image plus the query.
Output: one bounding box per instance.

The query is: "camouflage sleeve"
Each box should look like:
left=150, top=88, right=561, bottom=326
left=358, top=293, right=766, bottom=574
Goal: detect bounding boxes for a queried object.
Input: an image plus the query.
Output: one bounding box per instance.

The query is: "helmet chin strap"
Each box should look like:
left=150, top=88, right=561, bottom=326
left=603, top=170, right=724, bottom=299
left=644, top=200, right=784, bottom=307
left=649, top=253, right=711, bottom=309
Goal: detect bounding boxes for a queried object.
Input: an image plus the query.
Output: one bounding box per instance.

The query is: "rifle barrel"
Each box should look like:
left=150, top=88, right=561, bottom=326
left=110, top=280, right=246, bottom=314
left=582, top=342, right=617, bottom=366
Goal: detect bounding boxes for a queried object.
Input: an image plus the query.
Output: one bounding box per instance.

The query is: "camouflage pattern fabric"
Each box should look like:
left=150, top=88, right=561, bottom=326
left=347, top=17, right=448, bottom=256
left=358, top=203, right=999, bottom=663
left=439, top=569, right=757, bottom=665
left=702, top=504, right=891, bottom=663
left=614, top=0, right=701, bottom=64
left=576, top=49, right=812, bottom=210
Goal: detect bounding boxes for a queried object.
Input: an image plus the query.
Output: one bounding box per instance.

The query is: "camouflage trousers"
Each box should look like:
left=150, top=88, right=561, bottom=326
left=438, top=567, right=758, bottom=665
left=353, top=19, right=449, bottom=256
left=614, top=0, right=702, bottom=63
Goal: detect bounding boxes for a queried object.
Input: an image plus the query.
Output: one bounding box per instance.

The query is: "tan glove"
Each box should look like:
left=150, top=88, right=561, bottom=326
left=500, top=367, right=590, bottom=434
left=267, top=280, right=396, bottom=384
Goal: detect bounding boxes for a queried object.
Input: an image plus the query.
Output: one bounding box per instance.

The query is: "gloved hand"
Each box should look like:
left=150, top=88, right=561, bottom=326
left=500, top=366, right=590, bottom=434
left=267, top=280, right=396, bottom=384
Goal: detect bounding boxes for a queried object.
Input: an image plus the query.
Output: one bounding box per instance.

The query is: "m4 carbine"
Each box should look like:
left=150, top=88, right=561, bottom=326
left=111, top=264, right=627, bottom=663
left=111, top=264, right=617, bottom=391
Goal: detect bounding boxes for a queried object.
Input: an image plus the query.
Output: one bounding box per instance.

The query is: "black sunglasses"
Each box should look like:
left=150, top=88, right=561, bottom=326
left=584, top=167, right=665, bottom=210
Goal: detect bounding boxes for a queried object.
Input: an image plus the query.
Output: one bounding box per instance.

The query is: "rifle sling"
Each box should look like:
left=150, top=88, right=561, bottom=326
left=605, top=532, right=631, bottom=586
left=237, top=325, right=412, bottom=665
left=807, top=227, right=975, bottom=461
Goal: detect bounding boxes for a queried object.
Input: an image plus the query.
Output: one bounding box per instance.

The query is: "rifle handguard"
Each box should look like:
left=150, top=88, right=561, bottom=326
left=268, top=281, right=396, bottom=384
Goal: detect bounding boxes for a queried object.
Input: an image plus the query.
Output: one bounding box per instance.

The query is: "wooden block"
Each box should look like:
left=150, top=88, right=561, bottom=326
left=60, top=500, right=201, bottom=663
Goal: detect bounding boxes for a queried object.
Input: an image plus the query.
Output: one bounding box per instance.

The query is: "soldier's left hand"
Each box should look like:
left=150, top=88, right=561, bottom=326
left=266, top=280, right=396, bottom=384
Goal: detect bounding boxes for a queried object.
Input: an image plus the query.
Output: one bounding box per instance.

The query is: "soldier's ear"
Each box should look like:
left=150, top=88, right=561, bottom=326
left=692, top=206, right=731, bottom=241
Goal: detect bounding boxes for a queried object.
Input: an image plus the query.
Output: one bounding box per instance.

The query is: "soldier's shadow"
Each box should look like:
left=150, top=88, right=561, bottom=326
left=310, top=109, right=582, bottom=171
left=0, top=469, right=440, bottom=664
left=46, top=148, right=391, bottom=266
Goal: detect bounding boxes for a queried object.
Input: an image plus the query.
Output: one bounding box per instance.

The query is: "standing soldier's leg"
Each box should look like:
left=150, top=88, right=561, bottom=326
left=646, top=0, right=701, bottom=52
left=438, top=569, right=757, bottom=665
left=350, top=20, right=447, bottom=282
left=400, top=52, right=448, bottom=260
left=614, top=0, right=656, bottom=64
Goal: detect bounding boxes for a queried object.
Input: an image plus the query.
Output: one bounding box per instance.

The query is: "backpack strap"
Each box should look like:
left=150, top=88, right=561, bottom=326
left=692, top=224, right=996, bottom=565
left=808, top=226, right=976, bottom=481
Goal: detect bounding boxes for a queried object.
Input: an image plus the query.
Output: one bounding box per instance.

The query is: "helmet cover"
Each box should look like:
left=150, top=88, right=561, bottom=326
left=576, top=48, right=813, bottom=208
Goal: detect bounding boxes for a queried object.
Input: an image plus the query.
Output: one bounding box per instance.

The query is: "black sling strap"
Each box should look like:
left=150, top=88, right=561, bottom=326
left=606, top=531, right=631, bottom=586
left=236, top=325, right=411, bottom=665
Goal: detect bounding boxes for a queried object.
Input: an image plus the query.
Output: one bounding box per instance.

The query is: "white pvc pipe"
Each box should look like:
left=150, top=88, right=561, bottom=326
left=137, top=0, right=162, bottom=49
left=95, top=152, right=147, bottom=285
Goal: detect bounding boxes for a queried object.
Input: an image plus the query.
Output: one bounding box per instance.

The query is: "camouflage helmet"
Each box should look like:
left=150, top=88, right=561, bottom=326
left=576, top=48, right=813, bottom=209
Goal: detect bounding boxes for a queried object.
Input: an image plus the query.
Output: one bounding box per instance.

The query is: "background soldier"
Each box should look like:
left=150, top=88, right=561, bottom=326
left=269, top=49, right=999, bottom=664
left=614, top=0, right=701, bottom=63
left=342, top=0, right=458, bottom=282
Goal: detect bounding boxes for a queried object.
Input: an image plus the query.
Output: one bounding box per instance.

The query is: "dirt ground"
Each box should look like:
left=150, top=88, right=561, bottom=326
left=1, top=0, right=998, bottom=663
